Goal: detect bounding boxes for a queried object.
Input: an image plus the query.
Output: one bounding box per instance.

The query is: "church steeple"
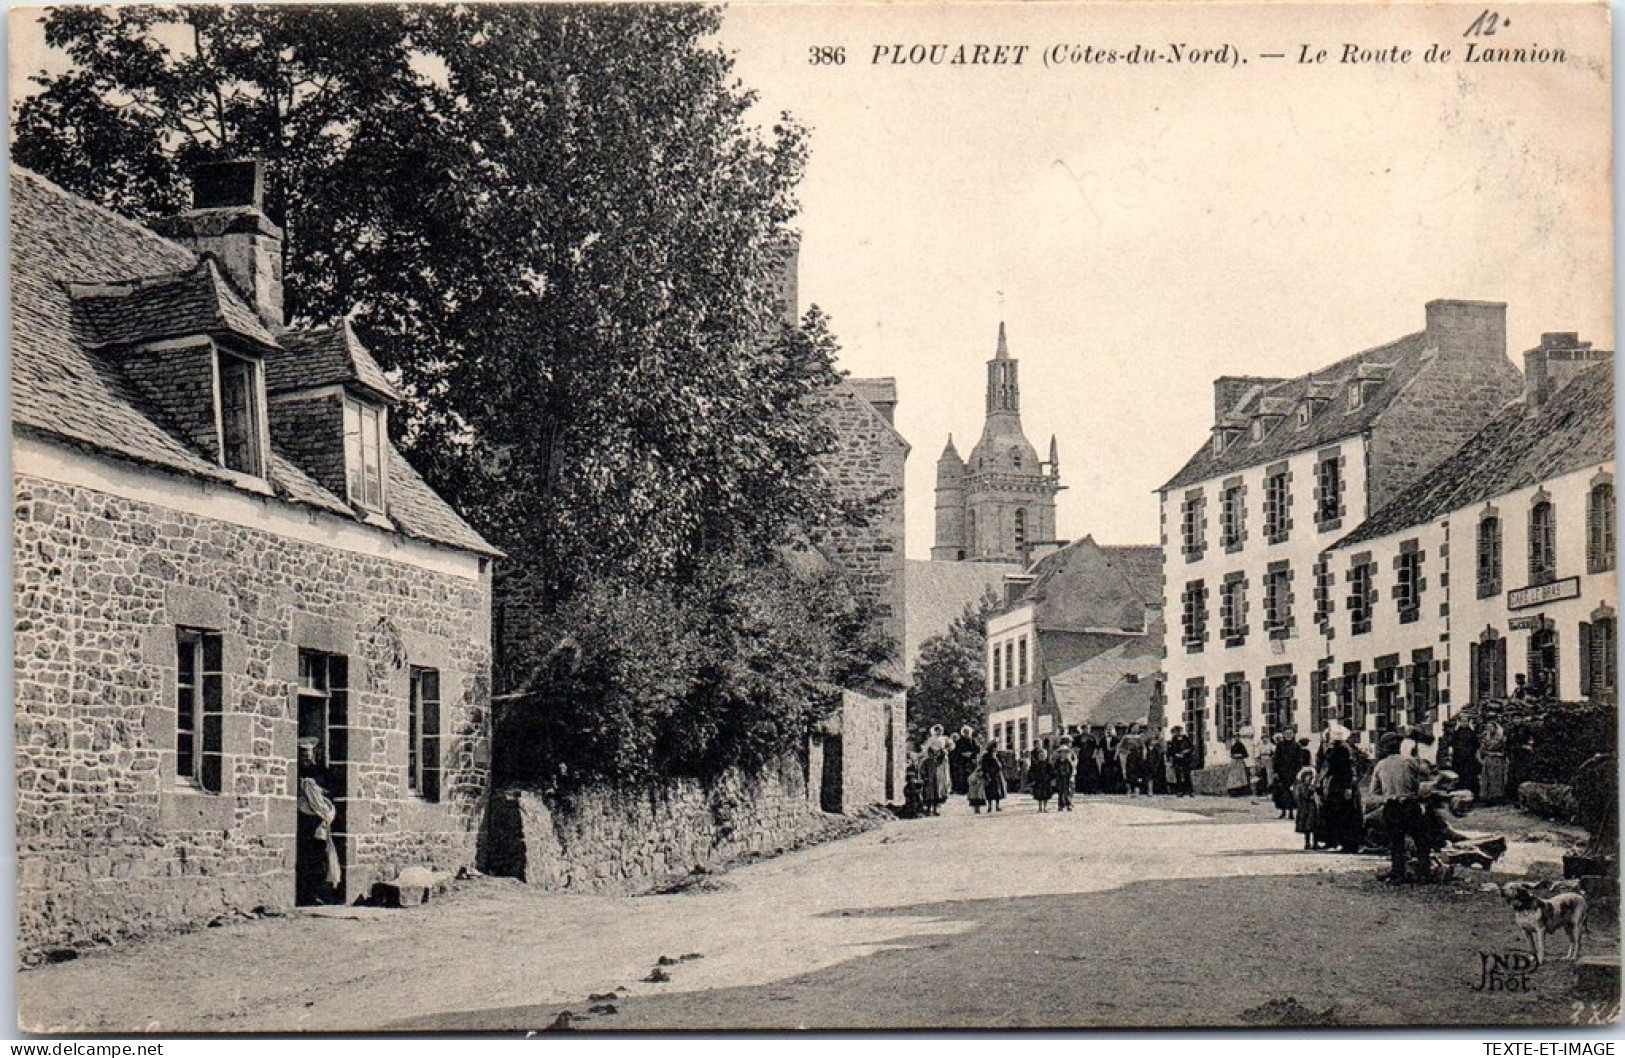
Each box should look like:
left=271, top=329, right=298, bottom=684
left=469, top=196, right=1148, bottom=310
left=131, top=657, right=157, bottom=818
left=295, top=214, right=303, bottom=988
left=986, top=321, right=1020, bottom=416
left=933, top=320, right=1063, bottom=564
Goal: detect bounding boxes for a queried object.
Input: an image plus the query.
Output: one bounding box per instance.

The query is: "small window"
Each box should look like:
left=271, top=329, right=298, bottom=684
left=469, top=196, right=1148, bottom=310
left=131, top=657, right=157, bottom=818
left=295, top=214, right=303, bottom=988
left=1217, top=678, right=1250, bottom=742
left=1264, top=471, right=1291, bottom=543
left=1250, top=419, right=1264, bottom=442
left=1296, top=405, right=1312, bottom=428
left=1347, top=382, right=1365, bottom=410
left=1220, top=577, right=1248, bottom=645
left=344, top=399, right=387, bottom=512
left=1316, top=455, right=1343, bottom=528
left=218, top=353, right=264, bottom=476
left=1219, top=483, right=1246, bottom=550
left=1477, top=515, right=1503, bottom=598
left=1588, top=482, right=1615, bottom=573
left=1529, top=499, right=1557, bottom=586
left=177, top=628, right=224, bottom=792
left=1181, top=492, right=1206, bottom=559
left=991, top=642, right=1002, bottom=690
left=1014, top=508, right=1027, bottom=549
left=1181, top=579, right=1209, bottom=651
left=1347, top=557, right=1376, bottom=636
left=409, top=667, right=442, bottom=802
left=1395, top=545, right=1424, bottom=624
left=1017, top=637, right=1028, bottom=685
left=297, top=649, right=348, bottom=773
left=1264, top=565, right=1293, bottom=638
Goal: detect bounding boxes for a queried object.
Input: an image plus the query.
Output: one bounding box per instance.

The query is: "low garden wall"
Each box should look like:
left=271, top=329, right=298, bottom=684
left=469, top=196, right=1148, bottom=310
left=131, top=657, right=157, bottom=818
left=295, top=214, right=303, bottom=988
left=481, top=753, right=828, bottom=890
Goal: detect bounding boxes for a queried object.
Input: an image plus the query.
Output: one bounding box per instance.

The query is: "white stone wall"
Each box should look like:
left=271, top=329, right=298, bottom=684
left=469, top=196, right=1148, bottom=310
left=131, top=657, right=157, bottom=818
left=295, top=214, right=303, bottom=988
left=1446, top=462, right=1617, bottom=704
left=1160, top=437, right=1370, bottom=760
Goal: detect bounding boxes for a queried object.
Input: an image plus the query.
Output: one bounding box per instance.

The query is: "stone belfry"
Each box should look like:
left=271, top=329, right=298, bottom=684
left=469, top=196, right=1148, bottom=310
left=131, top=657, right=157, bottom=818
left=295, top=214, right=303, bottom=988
left=931, top=323, right=1062, bottom=563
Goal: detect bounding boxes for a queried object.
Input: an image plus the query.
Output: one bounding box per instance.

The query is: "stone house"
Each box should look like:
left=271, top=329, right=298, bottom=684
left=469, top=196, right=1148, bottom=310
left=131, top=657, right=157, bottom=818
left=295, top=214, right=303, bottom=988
left=806, top=376, right=911, bottom=809
left=1156, top=300, right=1526, bottom=767
left=984, top=536, right=1161, bottom=753
left=1324, top=338, right=1613, bottom=729
left=12, top=163, right=498, bottom=952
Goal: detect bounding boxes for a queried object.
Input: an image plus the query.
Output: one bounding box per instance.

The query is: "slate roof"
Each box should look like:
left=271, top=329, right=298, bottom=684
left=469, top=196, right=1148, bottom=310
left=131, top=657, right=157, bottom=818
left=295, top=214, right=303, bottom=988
left=70, top=258, right=280, bottom=352
left=1048, top=639, right=1160, bottom=729
left=1335, top=362, right=1614, bottom=548
left=11, top=166, right=496, bottom=557
left=903, top=559, right=1019, bottom=672
left=1160, top=332, right=1431, bottom=491
left=275, top=323, right=401, bottom=403
left=1018, top=536, right=1160, bottom=634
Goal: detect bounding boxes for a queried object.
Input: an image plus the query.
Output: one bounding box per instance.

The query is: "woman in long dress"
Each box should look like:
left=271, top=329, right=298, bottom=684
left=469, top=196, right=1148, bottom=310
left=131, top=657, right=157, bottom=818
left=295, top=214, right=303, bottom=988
left=923, top=725, right=954, bottom=815
left=980, top=743, right=1008, bottom=812
left=1226, top=737, right=1251, bottom=796
left=1051, top=739, right=1077, bottom=812
left=1479, top=721, right=1508, bottom=803
left=1316, top=725, right=1363, bottom=852
left=1029, top=743, right=1054, bottom=812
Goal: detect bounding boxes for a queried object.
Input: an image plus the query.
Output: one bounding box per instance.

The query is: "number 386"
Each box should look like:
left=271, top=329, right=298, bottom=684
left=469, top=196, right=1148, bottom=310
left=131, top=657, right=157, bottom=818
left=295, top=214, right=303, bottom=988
left=808, top=45, right=846, bottom=65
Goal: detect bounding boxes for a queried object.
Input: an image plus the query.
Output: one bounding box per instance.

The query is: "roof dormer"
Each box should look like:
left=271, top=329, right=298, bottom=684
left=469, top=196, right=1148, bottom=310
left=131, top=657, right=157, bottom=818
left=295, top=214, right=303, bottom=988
left=1346, top=362, right=1395, bottom=411
left=69, top=260, right=276, bottom=485
left=266, top=323, right=399, bottom=520
left=1211, top=421, right=1245, bottom=455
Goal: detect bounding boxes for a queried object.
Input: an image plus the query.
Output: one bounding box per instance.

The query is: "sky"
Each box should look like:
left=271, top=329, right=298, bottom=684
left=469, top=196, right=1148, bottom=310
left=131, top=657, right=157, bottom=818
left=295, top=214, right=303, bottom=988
left=715, top=2, right=1613, bottom=557
left=8, top=4, right=1613, bottom=559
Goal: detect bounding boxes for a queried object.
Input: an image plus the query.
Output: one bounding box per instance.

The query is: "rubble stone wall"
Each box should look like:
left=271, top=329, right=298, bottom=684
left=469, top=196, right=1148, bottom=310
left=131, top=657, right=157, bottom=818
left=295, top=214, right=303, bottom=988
left=483, top=753, right=826, bottom=890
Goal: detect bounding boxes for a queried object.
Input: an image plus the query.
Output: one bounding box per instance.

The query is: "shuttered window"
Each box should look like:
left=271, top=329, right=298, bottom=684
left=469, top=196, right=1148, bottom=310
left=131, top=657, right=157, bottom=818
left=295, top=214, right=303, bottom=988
left=1588, top=483, right=1615, bottom=573
left=1477, top=515, right=1502, bottom=598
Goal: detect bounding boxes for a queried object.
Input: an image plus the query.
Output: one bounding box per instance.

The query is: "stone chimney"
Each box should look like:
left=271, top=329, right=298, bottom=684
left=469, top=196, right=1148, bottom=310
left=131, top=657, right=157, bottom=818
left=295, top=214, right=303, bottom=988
left=1212, top=376, right=1282, bottom=424
left=1424, top=299, right=1506, bottom=362
left=849, top=377, right=898, bottom=426
left=152, top=159, right=284, bottom=328
left=1524, top=332, right=1612, bottom=409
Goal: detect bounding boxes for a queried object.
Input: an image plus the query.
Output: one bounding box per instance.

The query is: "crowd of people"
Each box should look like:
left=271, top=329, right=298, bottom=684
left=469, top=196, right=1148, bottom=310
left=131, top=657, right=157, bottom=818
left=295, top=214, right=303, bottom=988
left=904, top=714, right=1532, bottom=884
left=904, top=720, right=1203, bottom=817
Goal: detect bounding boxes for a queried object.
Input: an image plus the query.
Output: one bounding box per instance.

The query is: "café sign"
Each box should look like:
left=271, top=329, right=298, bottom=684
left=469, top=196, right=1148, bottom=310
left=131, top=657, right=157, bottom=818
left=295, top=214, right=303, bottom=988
left=1507, top=576, right=1580, bottom=611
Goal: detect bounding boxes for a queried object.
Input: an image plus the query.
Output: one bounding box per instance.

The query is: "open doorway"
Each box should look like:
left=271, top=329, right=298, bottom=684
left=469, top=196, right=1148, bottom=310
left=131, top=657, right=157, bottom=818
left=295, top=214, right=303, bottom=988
left=295, top=650, right=348, bottom=906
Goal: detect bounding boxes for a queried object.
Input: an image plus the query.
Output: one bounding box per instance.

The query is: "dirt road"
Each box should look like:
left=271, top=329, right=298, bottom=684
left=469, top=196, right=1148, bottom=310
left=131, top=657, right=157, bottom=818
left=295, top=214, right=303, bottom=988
left=17, top=794, right=1611, bottom=1033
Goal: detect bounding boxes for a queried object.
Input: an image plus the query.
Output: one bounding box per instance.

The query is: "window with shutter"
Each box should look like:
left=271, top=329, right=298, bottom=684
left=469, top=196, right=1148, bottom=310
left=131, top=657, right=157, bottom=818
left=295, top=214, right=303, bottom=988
left=1529, top=499, right=1557, bottom=586
left=1588, top=482, right=1615, bottom=573
left=1477, top=515, right=1502, bottom=598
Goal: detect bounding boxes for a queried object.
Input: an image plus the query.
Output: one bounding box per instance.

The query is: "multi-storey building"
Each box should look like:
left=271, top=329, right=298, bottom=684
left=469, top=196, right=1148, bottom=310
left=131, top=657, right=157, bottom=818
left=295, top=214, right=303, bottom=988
left=984, top=537, right=1160, bottom=752
left=1324, top=338, right=1614, bottom=730
left=933, top=324, right=1062, bottom=565
left=1156, top=301, right=1526, bottom=766
left=12, top=163, right=498, bottom=952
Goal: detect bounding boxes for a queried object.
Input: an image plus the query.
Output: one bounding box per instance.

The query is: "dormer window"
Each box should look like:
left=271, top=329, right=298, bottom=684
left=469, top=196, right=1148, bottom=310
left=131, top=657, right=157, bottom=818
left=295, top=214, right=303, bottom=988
left=1347, top=382, right=1366, bottom=410
left=344, top=398, right=387, bottom=512
left=1296, top=404, right=1315, bottom=428
left=218, top=352, right=266, bottom=477
left=1211, top=425, right=1242, bottom=455
left=1250, top=419, right=1265, bottom=442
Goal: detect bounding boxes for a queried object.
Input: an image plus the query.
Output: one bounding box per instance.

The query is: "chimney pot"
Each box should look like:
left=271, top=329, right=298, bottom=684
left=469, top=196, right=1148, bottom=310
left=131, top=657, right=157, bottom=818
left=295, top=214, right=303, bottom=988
left=192, top=159, right=265, bottom=212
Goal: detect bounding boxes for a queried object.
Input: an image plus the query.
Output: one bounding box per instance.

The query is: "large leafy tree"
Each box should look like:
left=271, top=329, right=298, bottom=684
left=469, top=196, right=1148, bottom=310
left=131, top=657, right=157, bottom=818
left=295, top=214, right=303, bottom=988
left=14, top=3, right=833, bottom=592
left=907, top=592, right=1002, bottom=747
left=15, top=5, right=883, bottom=783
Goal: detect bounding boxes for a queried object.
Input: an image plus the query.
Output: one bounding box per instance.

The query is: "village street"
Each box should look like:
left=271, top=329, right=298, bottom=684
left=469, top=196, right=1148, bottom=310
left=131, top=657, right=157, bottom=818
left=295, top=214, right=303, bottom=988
left=18, top=795, right=1607, bottom=1033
